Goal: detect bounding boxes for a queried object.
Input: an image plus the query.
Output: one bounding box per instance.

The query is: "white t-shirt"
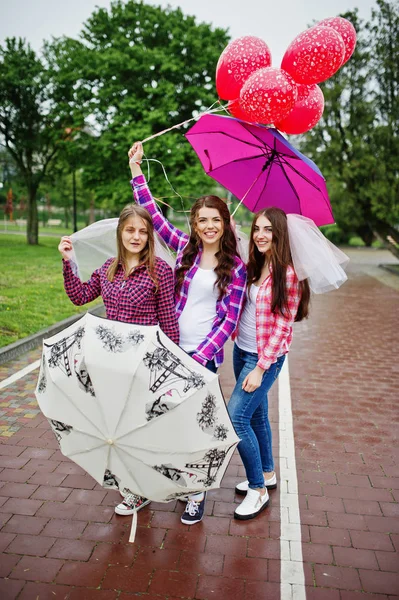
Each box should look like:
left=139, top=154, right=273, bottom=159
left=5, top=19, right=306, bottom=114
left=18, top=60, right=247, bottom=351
left=236, top=284, right=259, bottom=353
left=178, top=267, right=218, bottom=352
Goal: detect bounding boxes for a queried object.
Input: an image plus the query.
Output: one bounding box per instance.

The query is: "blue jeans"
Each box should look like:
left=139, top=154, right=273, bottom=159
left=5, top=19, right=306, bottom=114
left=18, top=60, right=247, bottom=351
left=188, top=352, right=217, bottom=503
left=228, top=344, right=285, bottom=489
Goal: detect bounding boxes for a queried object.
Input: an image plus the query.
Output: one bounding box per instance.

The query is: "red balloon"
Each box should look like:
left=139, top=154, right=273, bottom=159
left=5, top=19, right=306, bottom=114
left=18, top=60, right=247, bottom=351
left=216, top=36, right=272, bottom=101
left=318, top=16, right=356, bottom=64
left=276, top=84, right=324, bottom=134
left=281, top=25, right=345, bottom=84
left=240, top=67, right=298, bottom=125
left=227, top=99, right=254, bottom=122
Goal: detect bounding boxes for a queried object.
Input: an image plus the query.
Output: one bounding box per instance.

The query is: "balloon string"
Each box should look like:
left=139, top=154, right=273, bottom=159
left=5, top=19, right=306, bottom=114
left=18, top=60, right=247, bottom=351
left=141, top=101, right=227, bottom=144
left=138, top=100, right=229, bottom=230
left=154, top=196, right=193, bottom=213
left=140, top=153, right=191, bottom=231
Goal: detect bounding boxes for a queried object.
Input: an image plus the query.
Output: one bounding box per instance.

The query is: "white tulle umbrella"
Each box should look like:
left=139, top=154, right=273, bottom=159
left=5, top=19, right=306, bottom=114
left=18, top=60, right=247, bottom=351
left=70, top=219, right=175, bottom=281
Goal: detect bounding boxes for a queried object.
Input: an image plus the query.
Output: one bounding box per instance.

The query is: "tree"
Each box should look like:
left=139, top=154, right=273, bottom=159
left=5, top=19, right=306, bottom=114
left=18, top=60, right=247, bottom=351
left=300, top=2, right=399, bottom=257
left=51, top=0, right=230, bottom=214
left=0, top=38, right=83, bottom=244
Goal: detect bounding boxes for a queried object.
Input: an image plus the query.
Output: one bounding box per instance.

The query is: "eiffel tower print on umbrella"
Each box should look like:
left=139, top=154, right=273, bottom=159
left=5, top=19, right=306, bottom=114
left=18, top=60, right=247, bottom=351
left=36, top=313, right=239, bottom=503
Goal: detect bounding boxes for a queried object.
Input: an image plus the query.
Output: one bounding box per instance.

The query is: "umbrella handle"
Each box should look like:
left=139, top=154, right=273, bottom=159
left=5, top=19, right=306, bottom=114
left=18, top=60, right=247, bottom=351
left=231, top=166, right=267, bottom=217
left=128, top=507, right=138, bottom=543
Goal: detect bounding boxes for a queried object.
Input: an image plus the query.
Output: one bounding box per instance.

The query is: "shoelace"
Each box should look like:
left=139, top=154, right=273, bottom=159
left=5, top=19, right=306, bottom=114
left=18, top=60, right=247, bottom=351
left=124, top=493, right=142, bottom=508
left=185, top=499, right=200, bottom=517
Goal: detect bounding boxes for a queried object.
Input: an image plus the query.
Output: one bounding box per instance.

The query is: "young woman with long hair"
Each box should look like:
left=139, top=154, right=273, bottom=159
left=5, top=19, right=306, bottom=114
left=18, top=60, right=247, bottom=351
left=59, top=205, right=179, bottom=516
left=228, top=207, right=310, bottom=520
left=127, top=140, right=247, bottom=525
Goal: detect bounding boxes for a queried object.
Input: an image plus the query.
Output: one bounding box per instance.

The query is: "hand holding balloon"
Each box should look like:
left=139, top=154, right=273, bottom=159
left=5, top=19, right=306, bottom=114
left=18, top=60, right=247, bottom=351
left=128, top=142, right=144, bottom=177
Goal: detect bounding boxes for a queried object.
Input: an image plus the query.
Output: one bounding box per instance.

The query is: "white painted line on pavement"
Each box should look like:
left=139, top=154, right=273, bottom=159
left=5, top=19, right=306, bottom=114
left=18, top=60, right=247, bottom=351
left=278, top=357, right=306, bottom=600
left=0, top=360, right=41, bottom=390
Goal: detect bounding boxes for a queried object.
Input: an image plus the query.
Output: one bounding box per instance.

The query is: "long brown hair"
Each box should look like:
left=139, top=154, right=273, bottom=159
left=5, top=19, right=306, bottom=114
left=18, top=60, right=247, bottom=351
left=247, top=207, right=310, bottom=322
left=175, top=196, right=239, bottom=300
left=107, top=205, right=158, bottom=289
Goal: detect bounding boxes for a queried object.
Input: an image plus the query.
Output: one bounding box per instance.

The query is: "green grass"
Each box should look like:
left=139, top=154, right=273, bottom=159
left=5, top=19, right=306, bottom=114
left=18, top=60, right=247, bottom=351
left=0, top=222, right=87, bottom=237
left=0, top=235, right=101, bottom=348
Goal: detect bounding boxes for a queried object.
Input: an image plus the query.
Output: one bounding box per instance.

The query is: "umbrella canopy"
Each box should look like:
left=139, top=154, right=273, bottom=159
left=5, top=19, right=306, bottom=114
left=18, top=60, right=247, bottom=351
left=35, top=313, right=238, bottom=503
left=185, top=113, right=334, bottom=226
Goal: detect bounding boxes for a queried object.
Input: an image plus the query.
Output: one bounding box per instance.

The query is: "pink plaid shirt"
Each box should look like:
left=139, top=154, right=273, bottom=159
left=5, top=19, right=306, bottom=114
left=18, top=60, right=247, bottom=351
left=251, top=265, right=302, bottom=371
left=131, top=175, right=247, bottom=367
left=256, top=267, right=301, bottom=370
left=62, top=257, right=179, bottom=344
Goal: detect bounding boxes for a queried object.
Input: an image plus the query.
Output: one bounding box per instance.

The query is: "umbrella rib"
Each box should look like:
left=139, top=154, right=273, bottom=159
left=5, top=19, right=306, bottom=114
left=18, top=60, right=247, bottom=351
left=48, top=383, right=107, bottom=440
left=277, top=154, right=325, bottom=192
left=113, top=444, right=147, bottom=496
left=276, top=155, right=334, bottom=220
left=66, top=438, right=109, bottom=457
left=188, top=129, right=265, bottom=152
left=208, top=151, right=269, bottom=172
left=251, top=161, right=274, bottom=213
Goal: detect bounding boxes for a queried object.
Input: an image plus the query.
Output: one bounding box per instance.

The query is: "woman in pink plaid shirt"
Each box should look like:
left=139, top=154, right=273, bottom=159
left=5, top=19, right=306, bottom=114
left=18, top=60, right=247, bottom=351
left=228, top=207, right=310, bottom=521
left=124, top=141, right=247, bottom=526
left=59, top=205, right=179, bottom=347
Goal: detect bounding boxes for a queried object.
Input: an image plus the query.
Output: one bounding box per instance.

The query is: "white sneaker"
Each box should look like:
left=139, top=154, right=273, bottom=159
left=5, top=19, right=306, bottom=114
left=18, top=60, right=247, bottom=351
left=234, top=488, right=269, bottom=520
left=114, top=493, right=151, bottom=516
left=235, top=472, right=277, bottom=495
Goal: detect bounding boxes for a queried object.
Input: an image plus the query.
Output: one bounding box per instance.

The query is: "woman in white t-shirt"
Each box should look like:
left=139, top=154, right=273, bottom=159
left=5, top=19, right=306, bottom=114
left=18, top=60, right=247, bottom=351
left=113, top=141, right=247, bottom=525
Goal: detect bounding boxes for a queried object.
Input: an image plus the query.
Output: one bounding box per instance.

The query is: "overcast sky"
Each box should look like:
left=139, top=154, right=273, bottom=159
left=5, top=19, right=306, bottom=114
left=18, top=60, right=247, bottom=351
left=1, top=0, right=376, bottom=64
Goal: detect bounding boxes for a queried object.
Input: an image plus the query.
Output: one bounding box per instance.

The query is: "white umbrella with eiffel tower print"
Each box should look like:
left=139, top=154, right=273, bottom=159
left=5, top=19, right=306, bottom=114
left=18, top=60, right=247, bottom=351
left=35, top=312, right=239, bottom=505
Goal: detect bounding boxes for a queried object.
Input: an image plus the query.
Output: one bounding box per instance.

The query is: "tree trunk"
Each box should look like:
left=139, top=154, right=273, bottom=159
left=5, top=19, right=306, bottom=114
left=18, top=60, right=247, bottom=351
left=89, top=191, right=95, bottom=225
left=26, top=185, right=39, bottom=245
left=373, top=219, right=399, bottom=260
left=64, top=206, right=69, bottom=229
left=356, top=224, right=375, bottom=247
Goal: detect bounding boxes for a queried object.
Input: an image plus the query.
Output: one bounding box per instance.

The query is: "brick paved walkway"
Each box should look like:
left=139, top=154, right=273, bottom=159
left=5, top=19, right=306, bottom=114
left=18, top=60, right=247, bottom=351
left=0, top=249, right=398, bottom=599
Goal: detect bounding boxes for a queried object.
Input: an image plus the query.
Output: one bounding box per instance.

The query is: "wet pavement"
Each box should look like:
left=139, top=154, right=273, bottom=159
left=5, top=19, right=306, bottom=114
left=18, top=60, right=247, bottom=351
left=0, top=248, right=398, bottom=599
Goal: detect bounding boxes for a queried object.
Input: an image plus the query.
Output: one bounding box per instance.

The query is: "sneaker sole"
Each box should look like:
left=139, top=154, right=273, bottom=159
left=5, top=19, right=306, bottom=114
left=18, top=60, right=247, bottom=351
left=180, top=516, right=204, bottom=525
left=114, top=500, right=151, bottom=515
left=235, top=482, right=277, bottom=496
left=234, top=498, right=270, bottom=520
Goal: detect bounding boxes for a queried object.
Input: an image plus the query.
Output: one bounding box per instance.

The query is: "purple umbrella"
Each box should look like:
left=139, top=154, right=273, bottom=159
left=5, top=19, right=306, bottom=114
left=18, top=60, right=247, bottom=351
left=185, top=114, right=334, bottom=226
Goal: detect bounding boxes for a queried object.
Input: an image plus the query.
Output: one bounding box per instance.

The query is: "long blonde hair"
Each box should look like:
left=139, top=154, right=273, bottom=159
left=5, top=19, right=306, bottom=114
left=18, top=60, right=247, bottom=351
left=107, top=205, right=158, bottom=290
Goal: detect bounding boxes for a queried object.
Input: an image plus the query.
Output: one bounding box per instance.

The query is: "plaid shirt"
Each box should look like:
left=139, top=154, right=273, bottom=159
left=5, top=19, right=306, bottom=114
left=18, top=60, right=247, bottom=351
left=131, top=175, right=247, bottom=367
left=254, top=265, right=302, bottom=371
left=62, top=257, right=179, bottom=345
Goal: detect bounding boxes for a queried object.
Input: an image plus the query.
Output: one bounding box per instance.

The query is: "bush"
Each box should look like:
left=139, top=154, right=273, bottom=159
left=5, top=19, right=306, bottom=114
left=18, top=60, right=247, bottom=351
left=320, top=224, right=351, bottom=246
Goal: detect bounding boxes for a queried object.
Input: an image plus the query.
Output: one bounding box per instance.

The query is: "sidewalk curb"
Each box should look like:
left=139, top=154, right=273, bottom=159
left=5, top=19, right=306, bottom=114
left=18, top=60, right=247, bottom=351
left=379, top=263, right=399, bottom=276
left=0, top=305, right=105, bottom=366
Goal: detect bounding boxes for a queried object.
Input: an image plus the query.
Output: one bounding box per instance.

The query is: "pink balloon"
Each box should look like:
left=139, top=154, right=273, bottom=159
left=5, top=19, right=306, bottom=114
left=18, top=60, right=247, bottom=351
left=240, top=67, right=298, bottom=124
left=281, top=25, right=345, bottom=84
left=318, top=16, right=357, bottom=64
left=276, top=84, right=324, bottom=134
left=216, top=36, right=272, bottom=101
left=227, top=99, right=253, bottom=122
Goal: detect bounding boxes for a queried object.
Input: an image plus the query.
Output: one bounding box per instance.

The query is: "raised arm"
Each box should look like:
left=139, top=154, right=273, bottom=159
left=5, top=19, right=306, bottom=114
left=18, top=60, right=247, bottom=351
left=128, top=142, right=189, bottom=254
left=59, top=236, right=102, bottom=306
left=156, top=262, right=180, bottom=345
